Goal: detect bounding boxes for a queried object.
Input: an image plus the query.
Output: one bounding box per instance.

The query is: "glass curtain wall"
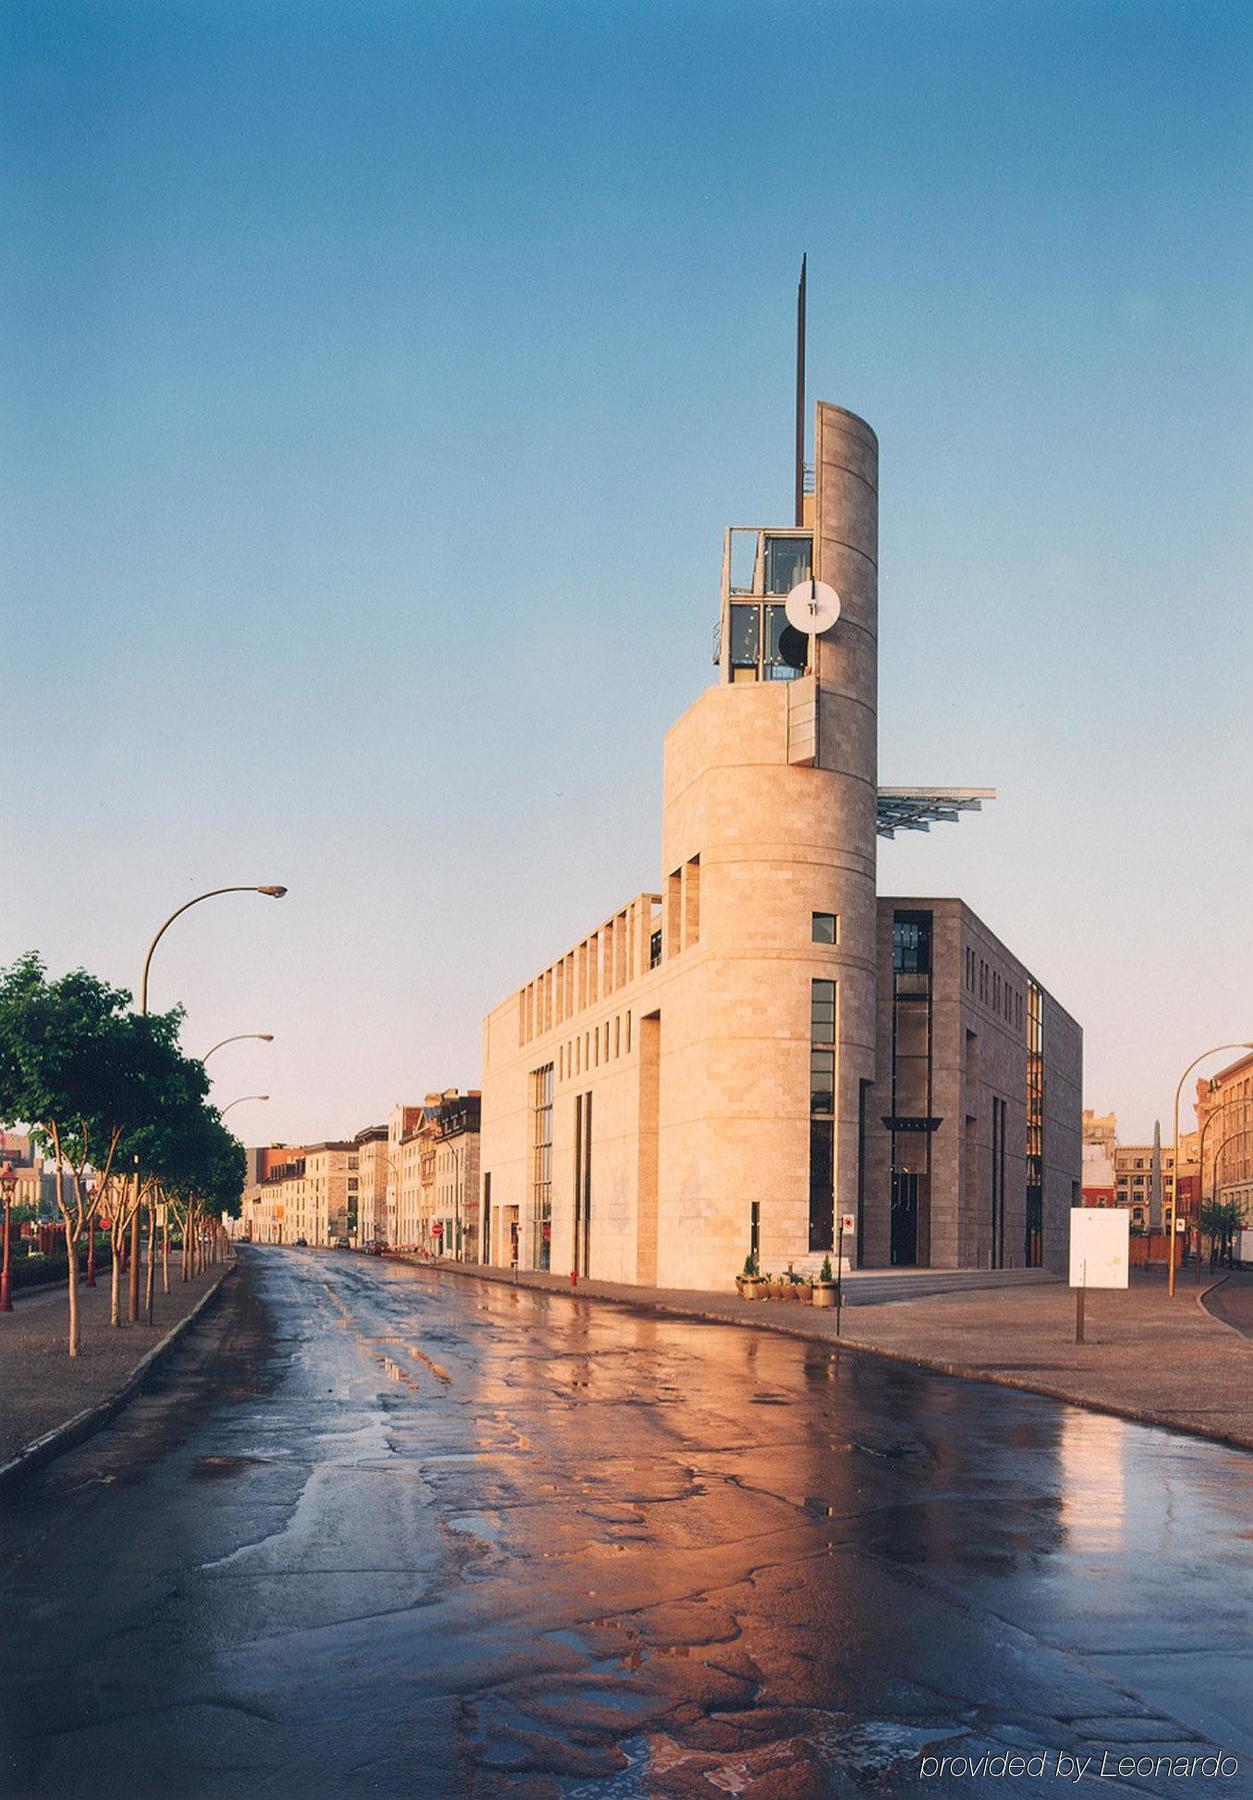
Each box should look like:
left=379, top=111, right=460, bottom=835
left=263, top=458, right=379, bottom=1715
left=809, top=980, right=836, bottom=1251
left=891, top=913, right=933, bottom=1266
left=727, top=531, right=813, bottom=682
left=530, top=1063, right=553, bottom=1270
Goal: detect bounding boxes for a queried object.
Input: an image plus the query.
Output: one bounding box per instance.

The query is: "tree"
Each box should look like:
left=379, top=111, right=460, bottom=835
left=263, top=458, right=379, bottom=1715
left=137, top=1099, right=241, bottom=1294
left=0, top=955, right=196, bottom=1355
left=1199, top=1198, right=1243, bottom=1268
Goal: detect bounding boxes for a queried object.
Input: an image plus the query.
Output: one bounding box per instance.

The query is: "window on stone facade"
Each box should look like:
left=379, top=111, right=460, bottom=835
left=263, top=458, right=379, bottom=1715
left=812, top=912, right=837, bottom=944
left=809, top=979, right=837, bottom=1251
left=810, top=1049, right=835, bottom=1115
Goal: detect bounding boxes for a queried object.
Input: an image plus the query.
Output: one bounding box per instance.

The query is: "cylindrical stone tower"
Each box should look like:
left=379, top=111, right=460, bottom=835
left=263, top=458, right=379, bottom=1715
left=655, top=402, right=879, bottom=1283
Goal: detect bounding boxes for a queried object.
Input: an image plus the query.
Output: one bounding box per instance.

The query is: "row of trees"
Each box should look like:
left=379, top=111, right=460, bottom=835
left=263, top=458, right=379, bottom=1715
left=0, top=954, right=245, bottom=1356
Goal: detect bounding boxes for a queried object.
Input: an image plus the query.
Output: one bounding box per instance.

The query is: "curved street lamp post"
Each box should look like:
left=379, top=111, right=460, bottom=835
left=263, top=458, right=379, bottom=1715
left=220, top=1096, right=270, bottom=1118
left=203, top=1033, right=274, bottom=1063
left=129, top=886, right=287, bottom=1322
left=1170, top=1042, right=1253, bottom=1298
left=1209, top=1128, right=1253, bottom=1271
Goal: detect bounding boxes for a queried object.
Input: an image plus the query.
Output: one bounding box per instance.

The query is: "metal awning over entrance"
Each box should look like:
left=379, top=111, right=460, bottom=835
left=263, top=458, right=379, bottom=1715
left=876, top=788, right=996, bottom=840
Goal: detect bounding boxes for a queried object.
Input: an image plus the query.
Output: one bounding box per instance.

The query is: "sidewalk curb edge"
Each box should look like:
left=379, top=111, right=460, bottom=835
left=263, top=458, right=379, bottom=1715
left=385, top=1253, right=1253, bottom=1456
left=0, top=1265, right=235, bottom=1490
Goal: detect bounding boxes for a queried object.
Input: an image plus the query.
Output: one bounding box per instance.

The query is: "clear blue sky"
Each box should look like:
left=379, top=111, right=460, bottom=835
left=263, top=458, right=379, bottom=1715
left=5, top=0, right=1250, bottom=1147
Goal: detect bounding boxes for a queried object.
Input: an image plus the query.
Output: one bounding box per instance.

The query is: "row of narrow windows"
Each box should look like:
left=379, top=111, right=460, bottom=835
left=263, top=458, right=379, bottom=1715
left=557, top=1012, right=632, bottom=1081
left=517, top=859, right=701, bottom=1048
left=964, top=945, right=1024, bottom=1030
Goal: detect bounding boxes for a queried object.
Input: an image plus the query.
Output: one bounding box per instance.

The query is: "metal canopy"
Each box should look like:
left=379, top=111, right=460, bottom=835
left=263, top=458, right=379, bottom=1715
left=876, top=787, right=996, bottom=840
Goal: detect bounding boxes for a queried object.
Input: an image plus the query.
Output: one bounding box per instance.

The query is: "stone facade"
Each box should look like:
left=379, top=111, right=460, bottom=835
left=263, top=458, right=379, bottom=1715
left=478, top=400, right=1083, bottom=1288
left=352, top=1125, right=389, bottom=1246
left=244, top=1142, right=352, bottom=1246
left=1196, top=1051, right=1253, bottom=1220
left=863, top=900, right=1080, bottom=1276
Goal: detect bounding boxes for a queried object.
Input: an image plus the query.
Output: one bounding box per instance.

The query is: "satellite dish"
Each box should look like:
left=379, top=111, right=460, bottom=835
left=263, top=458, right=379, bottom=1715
left=785, top=578, right=841, bottom=636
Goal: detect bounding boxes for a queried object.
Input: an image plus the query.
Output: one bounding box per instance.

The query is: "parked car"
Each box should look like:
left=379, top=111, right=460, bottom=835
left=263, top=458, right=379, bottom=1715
left=333, top=1236, right=351, bottom=1249
left=293, top=1236, right=308, bottom=1247
left=365, top=1241, right=384, bottom=1256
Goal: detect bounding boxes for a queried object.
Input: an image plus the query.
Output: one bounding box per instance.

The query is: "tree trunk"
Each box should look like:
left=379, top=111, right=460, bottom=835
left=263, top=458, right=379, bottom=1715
left=64, top=1219, right=80, bottom=1358
left=128, top=1180, right=141, bottom=1323
left=110, top=1234, right=122, bottom=1328
left=144, top=1198, right=157, bottom=1326
left=161, top=1211, right=170, bottom=1295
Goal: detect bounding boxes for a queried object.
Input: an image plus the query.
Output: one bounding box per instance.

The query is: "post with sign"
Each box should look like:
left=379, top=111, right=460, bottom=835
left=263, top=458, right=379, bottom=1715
left=1068, top=1208, right=1129, bottom=1345
left=834, top=1214, right=855, bottom=1337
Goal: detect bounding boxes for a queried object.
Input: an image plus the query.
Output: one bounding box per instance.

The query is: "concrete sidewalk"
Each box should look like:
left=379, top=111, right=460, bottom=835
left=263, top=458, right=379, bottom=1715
left=387, top=1253, right=1253, bottom=1451
left=0, top=1263, right=232, bottom=1472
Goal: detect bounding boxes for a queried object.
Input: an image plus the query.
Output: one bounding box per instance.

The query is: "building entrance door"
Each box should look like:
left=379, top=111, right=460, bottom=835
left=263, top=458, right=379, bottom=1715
left=890, top=1170, right=919, bottom=1266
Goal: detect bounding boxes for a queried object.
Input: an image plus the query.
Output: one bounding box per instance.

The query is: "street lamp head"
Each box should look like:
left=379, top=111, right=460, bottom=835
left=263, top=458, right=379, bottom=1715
left=0, top=1162, right=15, bottom=1201
left=260, top=1033, right=274, bottom=1041
left=257, top=885, right=287, bottom=898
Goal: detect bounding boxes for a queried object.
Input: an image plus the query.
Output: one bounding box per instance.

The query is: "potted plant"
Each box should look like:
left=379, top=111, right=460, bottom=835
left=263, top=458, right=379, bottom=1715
left=812, top=1254, right=837, bottom=1308
left=735, top=1254, right=764, bottom=1299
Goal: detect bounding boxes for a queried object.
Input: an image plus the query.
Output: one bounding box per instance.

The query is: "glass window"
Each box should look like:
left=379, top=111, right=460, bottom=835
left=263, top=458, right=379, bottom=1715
left=728, top=528, right=759, bottom=595
left=812, top=912, right=837, bottom=944
left=893, top=917, right=931, bottom=975
left=808, top=1118, right=835, bottom=1252
left=764, top=605, right=807, bottom=679
left=764, top=535, right=812, bottom=595
left=811, top=979, right=835, bottom=1041
left=730, top=604, right=760, bottom=669
left=810, top=1049, right=835, bottom=1114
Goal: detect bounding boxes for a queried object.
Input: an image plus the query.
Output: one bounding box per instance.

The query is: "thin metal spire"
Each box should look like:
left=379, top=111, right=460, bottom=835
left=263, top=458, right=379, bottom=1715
left=794, top=253, right=807, bottom=526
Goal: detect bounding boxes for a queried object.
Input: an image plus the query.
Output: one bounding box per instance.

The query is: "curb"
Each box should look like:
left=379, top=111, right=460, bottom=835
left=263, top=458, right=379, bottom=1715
left=1198, top=1273, right=1248, bottom=1342
left=0, top=1264, right=236, bottom=1491
left=385, top=1253, right=1253, bottom=1456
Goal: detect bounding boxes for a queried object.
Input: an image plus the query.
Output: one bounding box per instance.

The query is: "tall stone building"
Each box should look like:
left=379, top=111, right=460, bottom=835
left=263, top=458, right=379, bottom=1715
left=479, top=401, right=1081, bottom=1286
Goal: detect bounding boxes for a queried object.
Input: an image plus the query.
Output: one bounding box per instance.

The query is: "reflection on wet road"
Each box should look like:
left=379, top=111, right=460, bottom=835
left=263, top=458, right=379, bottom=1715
left=1, top=1249, right=1249, bottom=1798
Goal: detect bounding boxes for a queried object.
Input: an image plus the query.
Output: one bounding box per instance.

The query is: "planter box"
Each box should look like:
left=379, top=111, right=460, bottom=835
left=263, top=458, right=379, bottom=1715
left=812, top=1283, right=837, bottom=1308
left=736, top=1278, right=765, bottom=1300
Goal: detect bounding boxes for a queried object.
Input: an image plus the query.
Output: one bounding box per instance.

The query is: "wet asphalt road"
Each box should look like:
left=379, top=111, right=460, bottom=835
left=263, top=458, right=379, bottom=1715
left=0, top=1249, right=1249, bottom=1800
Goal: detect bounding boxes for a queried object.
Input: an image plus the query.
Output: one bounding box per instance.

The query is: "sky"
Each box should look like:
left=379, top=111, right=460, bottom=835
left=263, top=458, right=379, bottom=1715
left=4, top=0, right=1250, bottom=1149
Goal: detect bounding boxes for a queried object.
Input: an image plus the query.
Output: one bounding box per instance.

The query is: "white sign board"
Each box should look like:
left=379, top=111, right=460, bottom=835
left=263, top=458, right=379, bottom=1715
left=840, top=1215, right=856, bottom=1234
left=1068, top=1208, right=1129, bottom=1290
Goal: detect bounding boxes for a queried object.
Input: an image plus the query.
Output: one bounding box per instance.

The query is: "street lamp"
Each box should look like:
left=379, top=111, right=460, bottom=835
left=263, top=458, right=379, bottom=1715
left=1170, top=1042, right=1253, bottom=1298
left=130, top=885, right=287, bottom=1322
left=141, top=887, right=287, bottom=1014
left=203, top=1033, right=274, bottom=1062
left=1209, top=1128, right=1253, bottom=1270
left=1192, top=1098, right=1246, bottom=1282
left=0, top=1161, right=16, bottom=1313
left=220, top=1096, right=269, bottom=1119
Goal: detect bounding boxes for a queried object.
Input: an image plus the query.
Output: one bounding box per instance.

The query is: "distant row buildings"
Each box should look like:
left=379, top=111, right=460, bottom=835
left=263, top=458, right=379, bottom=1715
left=242, top=1092, right=481, bottom=1254
left=1081, top=1049, right=1253, bottom=1237
left=0, top=1129, right=66, bottom=1214
left=245, top=398, right=1086, bottom=1284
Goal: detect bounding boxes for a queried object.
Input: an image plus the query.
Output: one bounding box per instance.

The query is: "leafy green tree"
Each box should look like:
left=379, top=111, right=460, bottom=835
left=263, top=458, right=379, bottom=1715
left=137, top=1098, right=241, bottom=1294
left=0, top=955, right=196, bottom=1355
left=1199, top=1198, right=1244, bottom=1267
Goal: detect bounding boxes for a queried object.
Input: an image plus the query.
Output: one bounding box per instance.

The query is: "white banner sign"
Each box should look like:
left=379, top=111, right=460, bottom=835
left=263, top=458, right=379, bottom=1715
left=1068, top=1207, right=1129, bottom=1290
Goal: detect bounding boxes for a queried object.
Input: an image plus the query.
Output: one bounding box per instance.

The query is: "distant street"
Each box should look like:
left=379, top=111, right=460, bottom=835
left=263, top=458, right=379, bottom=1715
left=0, top=1249, right=1249, bottom=1798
